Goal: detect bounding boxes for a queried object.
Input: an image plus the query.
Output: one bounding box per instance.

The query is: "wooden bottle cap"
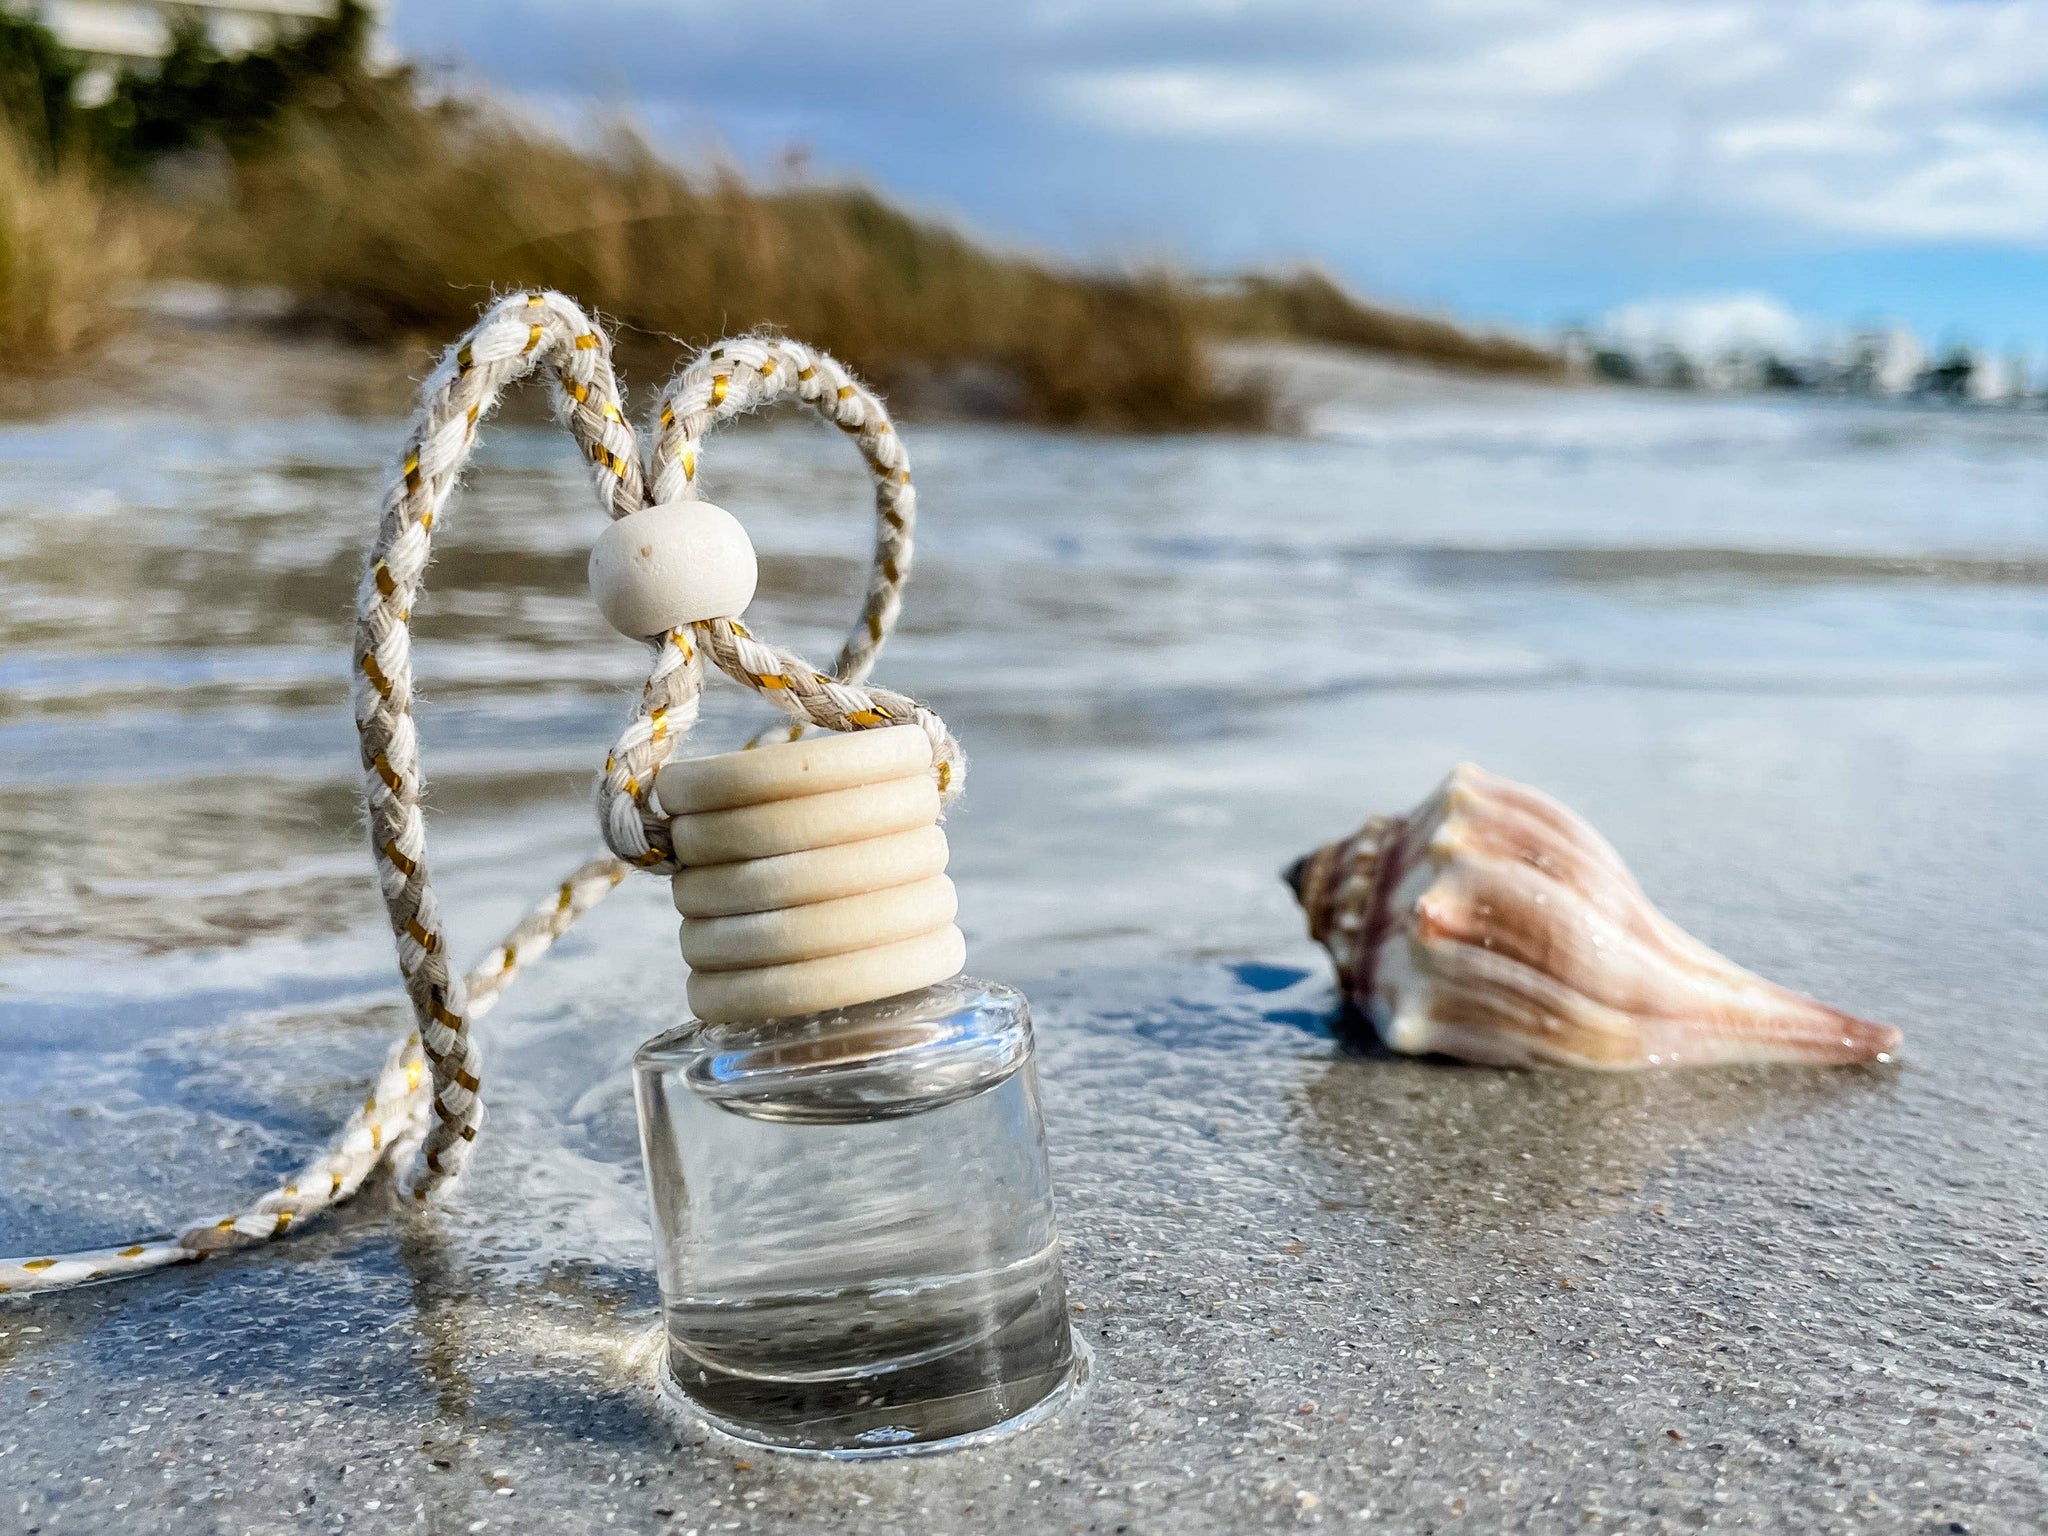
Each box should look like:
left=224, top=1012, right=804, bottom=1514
left=686, top=925, right=967, bottom=1024
left=673, top=825, right=951, bottom=918
left=682, top=875, right=958, bottom=971
left=657, top=725, right=932, bottom=814
left=669, top=774, right=940, bottom=866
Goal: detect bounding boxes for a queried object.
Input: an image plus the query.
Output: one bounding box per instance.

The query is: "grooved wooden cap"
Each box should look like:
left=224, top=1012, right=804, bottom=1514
left=657, top=725, right=931, bottom=814
left=686, top=925, right=967, bottom=1024
left=682, top=875, right=958, bottom=971
left=670, top=775, right=940, bottom=866
left=662, top=723, right=965, bottom=1023
left=673, top=825, right=951, bottom=918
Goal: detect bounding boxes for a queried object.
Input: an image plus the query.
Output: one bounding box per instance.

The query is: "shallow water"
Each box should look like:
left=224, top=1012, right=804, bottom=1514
left=3, top=358, right=2046, bottom=1532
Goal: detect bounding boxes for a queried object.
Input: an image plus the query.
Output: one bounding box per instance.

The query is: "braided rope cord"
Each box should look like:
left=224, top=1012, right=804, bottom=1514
left=594, top=332, right=964, bottom=877
left=2, top=294, right=957, bottom=1296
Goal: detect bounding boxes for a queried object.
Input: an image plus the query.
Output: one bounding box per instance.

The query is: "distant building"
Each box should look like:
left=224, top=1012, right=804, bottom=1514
left=1965, top=349, right=2014, bottom=404
left=1838, top=327, right=1922, bottom=397
left=36, top=1, right=387, bottom=102
left=2001, top=350, right=2036, bottom=406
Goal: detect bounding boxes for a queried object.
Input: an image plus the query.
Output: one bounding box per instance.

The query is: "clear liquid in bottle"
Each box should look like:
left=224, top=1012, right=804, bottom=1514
left=633, top=976, right=1081, bottom=1455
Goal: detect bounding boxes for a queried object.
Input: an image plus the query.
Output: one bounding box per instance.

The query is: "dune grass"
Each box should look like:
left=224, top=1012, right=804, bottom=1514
left=3, top=3, right=1559, bottom=427
left=0, top=131, right=155, bottom=365
left=1208, top=269, right=1562, bottom=377
left=180, top=87, right=1274, bottom=430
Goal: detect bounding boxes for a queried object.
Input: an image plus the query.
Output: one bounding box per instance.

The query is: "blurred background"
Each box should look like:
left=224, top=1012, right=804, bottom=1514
left=10, top=0, right=2048, bottom=412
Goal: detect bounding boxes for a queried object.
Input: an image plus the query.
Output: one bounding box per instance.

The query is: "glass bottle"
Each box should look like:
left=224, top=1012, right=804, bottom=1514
left=632, top=974, right=1082, bottom=1456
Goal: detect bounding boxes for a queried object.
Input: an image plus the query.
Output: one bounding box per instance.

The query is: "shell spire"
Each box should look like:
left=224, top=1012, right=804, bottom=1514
left=1288, top=763, right=1901, bottom=1070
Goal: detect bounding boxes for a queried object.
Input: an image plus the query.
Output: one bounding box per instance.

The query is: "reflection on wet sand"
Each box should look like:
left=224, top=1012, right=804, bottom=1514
left=399, top=1220, right=668, bottom=1451
left=1292, top=1037, right=1895, bottom=1244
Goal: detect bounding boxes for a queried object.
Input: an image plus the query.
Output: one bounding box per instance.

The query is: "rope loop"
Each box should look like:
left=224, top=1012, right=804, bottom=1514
left=593, top=332, right=964, bottom=878
left=2, top=296, right=958, bottom=1295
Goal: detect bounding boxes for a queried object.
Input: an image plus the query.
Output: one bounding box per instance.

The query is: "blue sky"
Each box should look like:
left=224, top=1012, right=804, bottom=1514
left=391, top=1, right=2048, bottom=351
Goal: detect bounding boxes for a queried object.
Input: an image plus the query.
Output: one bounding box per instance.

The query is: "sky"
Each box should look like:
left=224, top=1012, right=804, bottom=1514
left=391, top=0, right=2048, bottom=353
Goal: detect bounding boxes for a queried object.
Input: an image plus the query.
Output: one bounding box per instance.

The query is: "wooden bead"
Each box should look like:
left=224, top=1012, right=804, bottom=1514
left=589, top=500, right=757, bottom=639
left=686, top=925, right=967, bottom=1023
left=669, top=774, right=939, bottom=866
left=682, top=876, right=958, bottom=971
left=673, top=825, right=950, bottom=917
left=657, top=725, right=932, bottom=815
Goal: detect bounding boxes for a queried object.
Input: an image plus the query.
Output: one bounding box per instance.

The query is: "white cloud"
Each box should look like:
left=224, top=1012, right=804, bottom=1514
left=1599, top=292, right=1815, bottom=355
left=1053, top=68, right=1511, bottom=144
left=1046, top=0, right=2048, bottom=247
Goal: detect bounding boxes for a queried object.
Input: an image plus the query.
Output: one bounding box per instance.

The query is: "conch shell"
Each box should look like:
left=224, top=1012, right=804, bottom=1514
left=1287, top=763, right=1900, bottom=1070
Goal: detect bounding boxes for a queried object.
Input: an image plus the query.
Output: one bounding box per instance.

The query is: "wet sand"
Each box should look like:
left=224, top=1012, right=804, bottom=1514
left=2, top=336, right=2044, bottom=1532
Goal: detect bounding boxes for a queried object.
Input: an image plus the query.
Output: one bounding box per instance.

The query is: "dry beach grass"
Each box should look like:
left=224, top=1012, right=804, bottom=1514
left=0, top=132, right=155, bottom=364
left=171, top=86, right=1273, bottom=430
left=3, top=59, right=1555, bottom=426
